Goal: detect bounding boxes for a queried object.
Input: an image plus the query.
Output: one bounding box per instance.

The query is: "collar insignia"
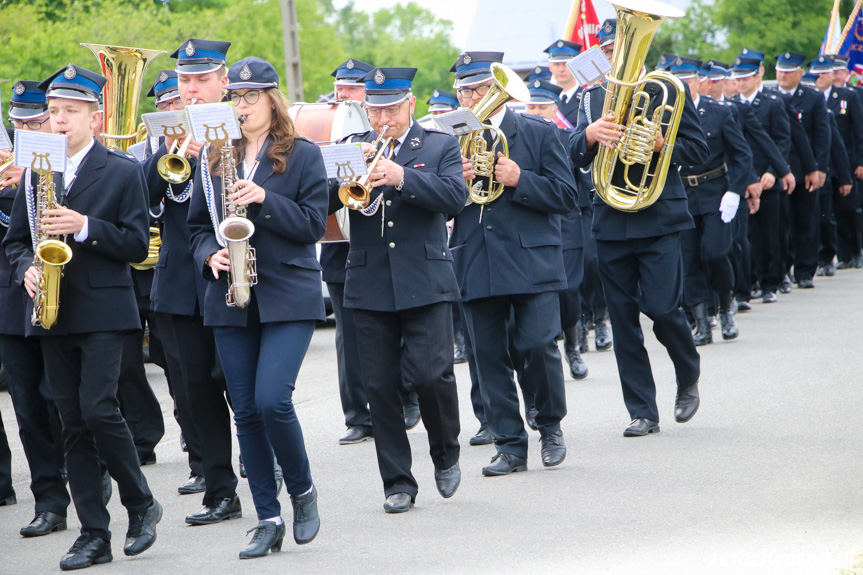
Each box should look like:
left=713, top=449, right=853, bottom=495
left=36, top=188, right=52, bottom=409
left=410, top=137, right=421, bottom=148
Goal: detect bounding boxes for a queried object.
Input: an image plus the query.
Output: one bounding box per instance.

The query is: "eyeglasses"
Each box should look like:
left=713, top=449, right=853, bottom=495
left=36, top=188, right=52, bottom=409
left=457, top=84, right=491, bottom=98
left=10, top=117, right=50, bottom=130
left=156, top=99, right=184, bottom=112
left=365, top=101, right=405, bottom=117
left=229, top=90, right=261, bottom=106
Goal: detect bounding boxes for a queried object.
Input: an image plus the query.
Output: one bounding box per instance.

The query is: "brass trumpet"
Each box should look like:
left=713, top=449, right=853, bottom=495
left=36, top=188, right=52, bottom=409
left=337, top=125, right=393, bottom=210
left=157, top=133, right=193, bottom=184
left=0, top=156, right=16, bottom=188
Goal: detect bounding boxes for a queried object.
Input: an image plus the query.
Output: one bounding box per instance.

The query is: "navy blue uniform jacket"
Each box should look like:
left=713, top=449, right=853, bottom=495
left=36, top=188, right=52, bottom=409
left=681, top=96, right=753, bottom=216
left=772, top=85, right=831, bottom=175
left=330, top=121, right=468, bottom=312
left=726, top=98, right=788, bottom=181
left=734, top=90, right=792, bottom=183
left=188, top=137, right=328, bottom=327
left=0, top=181, right=27, bottom=336
left=142, top=139, right=208, bottom=316
left=827, top=86, right=863, bottom=169
left=573, top=80, right=709, bottom=240
left=449, top=109, right=577, bottom=301
left=3, top=141, right=149, bottom=336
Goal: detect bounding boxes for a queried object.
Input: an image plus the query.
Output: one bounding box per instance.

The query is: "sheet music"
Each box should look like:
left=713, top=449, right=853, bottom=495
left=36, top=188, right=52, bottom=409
left=185, top=103, right=242, bottom=142
left=320, top=143, right=368, bottom=180
left=141, top=111, right=189, bottom=141
left=14, top=131, right=67, bottom=172
left=432, top=109, right=483, bottom=137
left=566, top=47, right=613, bottom=86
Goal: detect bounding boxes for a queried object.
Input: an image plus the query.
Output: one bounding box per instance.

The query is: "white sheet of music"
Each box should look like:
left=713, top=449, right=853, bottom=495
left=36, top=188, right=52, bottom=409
left=321, top=143, right=368, bottom=180
left=567, top=47, right=612, bottom=86
left=141, top=111, right=189, bottom=140
left=185, top=103, right=242, bottom=143
left=14, top=131, right=67, bottom=172
left=432, top=109, right=483, bottom=137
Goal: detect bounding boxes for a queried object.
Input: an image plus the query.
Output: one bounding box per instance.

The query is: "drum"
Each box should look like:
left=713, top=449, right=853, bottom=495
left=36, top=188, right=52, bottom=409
left=290, top=101, right=370, bottom=243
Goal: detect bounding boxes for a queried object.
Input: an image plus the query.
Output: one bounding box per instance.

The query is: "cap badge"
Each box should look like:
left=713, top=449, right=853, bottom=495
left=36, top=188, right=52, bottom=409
left=239, top=63, right=252, bottom=81
left=463, top=54, right=472, bottom=65
left=785, top=52, right=791, bottom=59
left=557, top=41, right=564, bottom=48
left=186, top=41, right=196, bottom=57
left=346, top=59, right=355, bottom=70
left=742, top=48, right=749, bottom=54
left=159, top=71, right=168, bottom=83
left=605, top=21, right=613, bottom=33
left=14, top=82, right=25, bottom=96
left=374, top=69, right=385, bottom=85
left=64, top=64, right=77, bottom=80
left=675, top=57, right=683, bottom=66
left=433, top=90, right=440, bottom=98
left=534, top=80, right=541, bottom=88
left=735, top=58, right=741, bottom=65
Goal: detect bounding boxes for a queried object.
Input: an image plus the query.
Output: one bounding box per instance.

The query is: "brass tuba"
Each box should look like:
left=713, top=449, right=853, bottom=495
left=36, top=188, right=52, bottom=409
left=592, top=0, right=686, bottom=212
left=337, top=125, right=393, bottom=210
left=459, top=62, right=530, bottom=205
left=30, top=153, right=73, bottom=330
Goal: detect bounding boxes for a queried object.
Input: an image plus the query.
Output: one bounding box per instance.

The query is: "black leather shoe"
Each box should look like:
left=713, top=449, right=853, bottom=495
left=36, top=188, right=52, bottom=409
left=719, top=310, right=738, bottom=340
left=540, top=431, right=566, bottom=467
left=797, top=278, right=814, bottom=289
left=404, top=404, right=421, bottom=431
left=383, top=493, right=414, bottom=513
left=855, top=253, right=863, bottom=268
left=434, top=463, right=461, bottom=498
left=593, top=307, right=613, bottom=351
left=60, top=533, right=112, bottom=571
left=177, top=475, right=206, bottom=495
left=482, top=452, right=527, bottom=476
left=453, top=330, right=467, bottom=364
left=124, top=499, right=162, bottom=556
left=736, top=299, right=751, bottom=312
left=576, top=318, right=589, bottom=353
left=469, top=425, right=493, bottom=446
left=690, top=303, right=713, bottom=346
left=239, top=454, right=246, bottom=478
left=339, top=426, right=373, bottom=445
left=569, top=347, right=588, bottom=379
left=762, top=291, right=777, bottom=303
left=674, top=382, right=700, bottom=423
left=21, top=511, right=67, bottom=537
left=524, top=401, right=539, bottom=430
left=138, top=452, right=156, bottom=466
left=0, top=493, right=16, bottom=506
left=185, top=495, right=242, bottom=525
left=290, top=485, right=320, bottom=545
left=837, top=260, right=853, bottom=269
left=240, top=520, right=286, bottom=559
left=779, top=276, right=792, bottom=294
left=623, top=418, right=660, bottom=437
left=824, top=262, right=836, bottom=276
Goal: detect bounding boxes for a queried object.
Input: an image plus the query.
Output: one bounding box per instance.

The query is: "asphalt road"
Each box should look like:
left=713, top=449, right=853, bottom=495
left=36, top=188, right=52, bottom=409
left=2, top=269, right=863, bottom=575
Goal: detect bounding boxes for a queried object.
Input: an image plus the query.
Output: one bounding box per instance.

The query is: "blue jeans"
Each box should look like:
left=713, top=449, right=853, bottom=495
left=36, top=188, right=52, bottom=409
left=214, top=319, right=315, bottom=520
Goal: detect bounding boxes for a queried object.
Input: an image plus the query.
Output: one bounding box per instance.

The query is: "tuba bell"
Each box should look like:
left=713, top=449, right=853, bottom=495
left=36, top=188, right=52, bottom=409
left=592, top=0, right=686, bottom=212
left=459, top=62, right=530, bottom=205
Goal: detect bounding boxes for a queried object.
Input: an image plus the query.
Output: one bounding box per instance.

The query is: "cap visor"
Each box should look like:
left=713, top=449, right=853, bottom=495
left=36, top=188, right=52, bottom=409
left=455, top=72, right=493, bottom=88
left=8, top=107, right=48, bottom=120
left=526, top=97, right=556, bottom=104
left=176, top=62, right=224, bottom=75
left=547, top=55, right=575, bottom=62
left=775, top=64, right=801, bottom=72
left=333, top=79, right=365, bottom=86
left=224, top=81, right=278, bottom=90
left=428, top=103, right=456, bottom=112
left=155, top=91, right=181, bottom=106
left=365, top=93, right=410, bottom=106
left=600, top=39, right=616, bottom=48
left=730, top=70, right=757, bottom=79
left=45, top=88, right=99, bottom=102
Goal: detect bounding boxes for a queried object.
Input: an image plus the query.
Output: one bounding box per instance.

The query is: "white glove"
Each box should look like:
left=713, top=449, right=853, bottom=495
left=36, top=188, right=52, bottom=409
left=719, top=191, right=740, bottom=223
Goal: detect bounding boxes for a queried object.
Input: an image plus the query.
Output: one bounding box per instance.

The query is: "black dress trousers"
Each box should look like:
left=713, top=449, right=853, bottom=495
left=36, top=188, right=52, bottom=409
left=353, top=302, right=460, bottom=500
left=326, top=282, right=372, bottom=431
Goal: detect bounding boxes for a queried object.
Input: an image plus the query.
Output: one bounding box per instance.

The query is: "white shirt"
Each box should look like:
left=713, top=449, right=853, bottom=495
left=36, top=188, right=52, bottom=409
left=560, top=85, right=579, bottom=105
left=823, top=86, right=832, bottom=101
left=391, top=119, right=415, bottom=157
left=64, top=138, right=94, bottom=243
left=741, top=85, right=763, bottom=105
left=487, top=106, right=506, bottom=129
left=693, top=94, right=700, bottom=109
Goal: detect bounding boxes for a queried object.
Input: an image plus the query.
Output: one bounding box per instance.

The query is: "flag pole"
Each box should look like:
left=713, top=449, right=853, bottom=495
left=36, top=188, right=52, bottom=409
left=836, top=0, right=863, bottom=55
left=825, top=0, right=841, bottom=54
left=564, top=0, right=581, bottom=41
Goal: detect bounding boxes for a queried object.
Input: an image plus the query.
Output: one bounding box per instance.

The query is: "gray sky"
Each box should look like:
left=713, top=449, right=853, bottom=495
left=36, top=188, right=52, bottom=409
left=332, top=0, right=694, bottom=49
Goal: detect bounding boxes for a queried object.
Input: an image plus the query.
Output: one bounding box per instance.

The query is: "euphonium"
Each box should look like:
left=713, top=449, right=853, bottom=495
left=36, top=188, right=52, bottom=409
left=213, top=124, right=257, bottom=308
left=30, top=153, right=73, bottom=329
left=592, top=0, right=686, bottom=212
left=459, top=62, right=530, bottom=205
left=338, top=125, right=393, bottom=210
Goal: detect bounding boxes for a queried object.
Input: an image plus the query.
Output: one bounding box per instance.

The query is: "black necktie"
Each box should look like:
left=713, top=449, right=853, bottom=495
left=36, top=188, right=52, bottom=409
left=561, top=94, right=568, bottom=105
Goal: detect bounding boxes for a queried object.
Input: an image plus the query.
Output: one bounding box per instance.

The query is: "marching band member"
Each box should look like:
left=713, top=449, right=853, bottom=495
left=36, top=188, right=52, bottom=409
left=142, top=38, right=243, bottom=525
left=330, top=66, right=466, bottom=512
left=187, top=56, right=324, bottom=559
left=0, top=80, right=71, bottom=538
left=451, top=52, right=576, bottom=474
left=3, top=64, right=159, bottom=570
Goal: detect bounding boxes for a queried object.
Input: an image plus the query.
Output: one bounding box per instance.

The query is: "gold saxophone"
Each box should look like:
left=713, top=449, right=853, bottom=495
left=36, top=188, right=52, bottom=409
left=592, top=0, right=686, bottom=212
left=210, top=123, right=257, bottom=308
left=30, top=153, right=73, bottom=329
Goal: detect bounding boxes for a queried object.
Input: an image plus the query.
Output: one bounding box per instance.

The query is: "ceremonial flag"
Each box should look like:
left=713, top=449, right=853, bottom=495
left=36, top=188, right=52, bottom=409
left=564, top=0, right=601, bottom=52
left=835, top=0, right=863, bottom=74
left=821, top=0, right=843, bottom=55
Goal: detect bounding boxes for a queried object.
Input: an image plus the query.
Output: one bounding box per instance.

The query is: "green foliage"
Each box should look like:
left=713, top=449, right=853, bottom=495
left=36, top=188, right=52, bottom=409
left=0, top=0, right=458, bottom=125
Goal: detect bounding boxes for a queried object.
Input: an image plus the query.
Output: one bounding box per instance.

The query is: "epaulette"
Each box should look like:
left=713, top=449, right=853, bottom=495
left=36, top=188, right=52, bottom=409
left=521, top=113, right=554, bottom=125
left=421, top=124, right=447, bottom=134
left=341, top=131, right=372, bottom=144
left=108, top=148, right=137, bottom=162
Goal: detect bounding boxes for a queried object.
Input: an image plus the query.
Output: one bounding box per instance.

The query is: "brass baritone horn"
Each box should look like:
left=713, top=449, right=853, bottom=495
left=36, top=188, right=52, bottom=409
left=338, top=125, right=393, bottom=210
left=460, top=62, right=530, bottom=205
left=592, top=0, right=686, bottom=212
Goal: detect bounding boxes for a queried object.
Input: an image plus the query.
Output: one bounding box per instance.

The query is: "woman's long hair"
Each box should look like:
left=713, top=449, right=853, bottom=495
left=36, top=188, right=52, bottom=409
left=211, top=87, right=297, bottom=175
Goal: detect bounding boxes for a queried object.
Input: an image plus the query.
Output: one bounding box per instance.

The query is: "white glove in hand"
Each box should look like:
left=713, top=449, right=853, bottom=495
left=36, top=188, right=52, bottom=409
left=719, top=191, right=740, bottom=223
